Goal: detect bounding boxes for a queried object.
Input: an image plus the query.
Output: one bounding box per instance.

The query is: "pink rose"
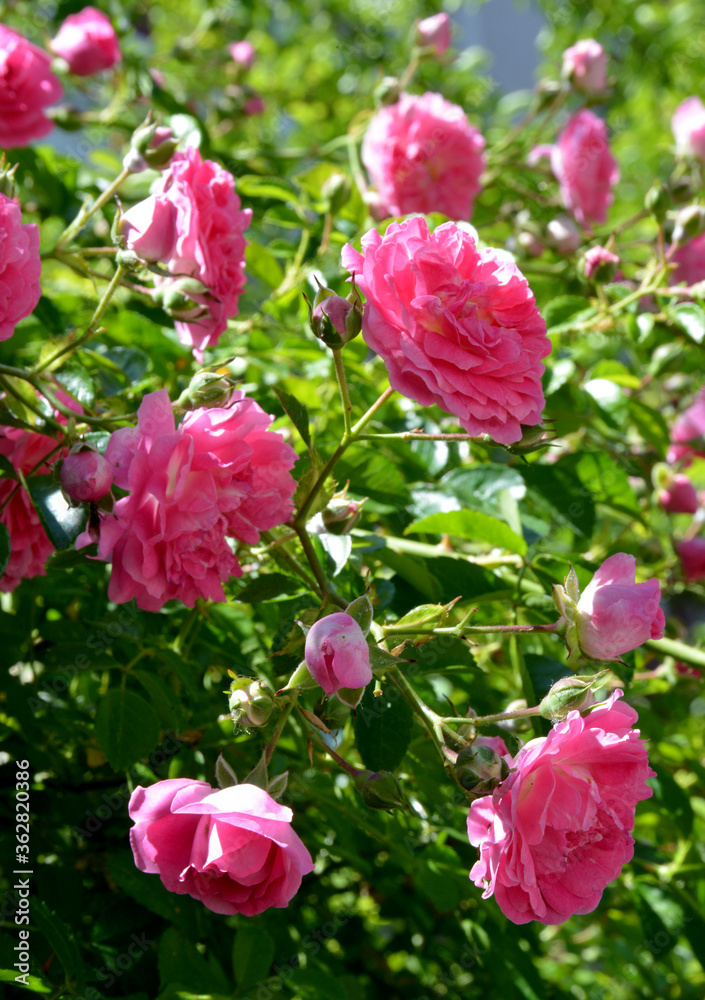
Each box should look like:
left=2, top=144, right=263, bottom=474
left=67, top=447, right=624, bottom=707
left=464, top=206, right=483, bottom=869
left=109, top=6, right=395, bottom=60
left=119, top=196, right=178, bottom=262
left=129, top=779, right=314, bottom=916
left=529, top=110, right=619, bottom=228
left=0, top=390, right=81, bottom=592
left=672, top=96, right=705, bottom=161
left=668, top=386, right=705, bottom=465
left=82, top=388, right=297, bottom=611
left=304, top=613, right=373, bottom=704
left=50, top=6, right=121, bottom=77
left=669, top=234, right=705, bottom=288
left=60, top=445, right=113, bottom=504
left=150, top=147, right=252, bottom=359
left=0, top=193, right=41, bottom=340
left=676, top=537, right=705, bottom=583
left=416, top=13, right=452, bottom=56
left=0, top=25, right=63, bottom=147
left=562, top=39, right=608, bottom=92
left=583, top=245, right=619, bottom=280
left=229, top=40, right=255, bottom=69
left=658, top=472, right=698, bottom=514
left=468, top=691, right=655, bottom=924
left=341, top=217, right=551, bottom=444
left=361, top=92, right=485, bottom=221
left=575, top=553, right=665, bottom=661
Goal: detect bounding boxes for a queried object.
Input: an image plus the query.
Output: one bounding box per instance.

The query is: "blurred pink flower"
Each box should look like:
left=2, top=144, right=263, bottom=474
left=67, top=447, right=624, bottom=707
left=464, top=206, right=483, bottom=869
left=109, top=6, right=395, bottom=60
left=529, top=110, right=619, bottom=228
left=83, top=389, right=297, bottom=611
left=0, top=25, right=63, bottom=147
left=672, top=96, right=705, bottom=161
left=129, top=779, right=314, bottom=915
left=574, top=553, right=664, bottom=661
left=342, top=217, right=550, bottom=444
left=583, top=244, right=619, bottom=280
left=361, top=91, right=485, bottom=221
left=229, top=40, right=256, bottom=69
left=562, top=39, right=608, bottom=92
left=676, top=536, right=705, bottom=582
left=468, top=691, right=655, bottom=924
left=669, top=233, right=705, bottom=287
left=0, top=193, right=41, bottom=340
left=416, top=13, right=452, bottom=56
left=668, top=385, right=705, bottom=465
left=50, top=6, right=121, bottom=76
left=150, top=147, right=252, bottom=359
left=658, top=472, right=698, bottom=514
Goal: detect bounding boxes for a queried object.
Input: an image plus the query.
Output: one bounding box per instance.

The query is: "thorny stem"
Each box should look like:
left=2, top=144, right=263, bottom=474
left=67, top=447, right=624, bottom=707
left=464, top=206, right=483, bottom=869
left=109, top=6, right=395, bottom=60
left=382, top=620, right=563, bottom=637
left=442, top=706, right=542, bottom=727
left=296, top=707, right=362, bottom=777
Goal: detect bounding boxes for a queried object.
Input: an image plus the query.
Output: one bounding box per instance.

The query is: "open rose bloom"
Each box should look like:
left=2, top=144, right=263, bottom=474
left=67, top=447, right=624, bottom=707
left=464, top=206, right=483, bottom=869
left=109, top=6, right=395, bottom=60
left=361, top=91, right=485, bottom=221
left=82, top=388, right=296, bottom=611
left=468, top=691, right=655, bottom=924
left=50, top=6, right=121, bottom=76
left=0, top=192, right=41, bottom=341
left=129, top=779, right=314, bottom=916
left=530, top=110, right=619, bottom=229
left=342, top=217, right=551, bottom=444
left=0, top=25, right=63, bottom=147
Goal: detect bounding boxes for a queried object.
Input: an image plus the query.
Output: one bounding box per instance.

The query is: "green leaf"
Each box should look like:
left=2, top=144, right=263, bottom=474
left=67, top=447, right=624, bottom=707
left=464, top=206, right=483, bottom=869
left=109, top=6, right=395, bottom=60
left=519, top=462, right=595, bottom=537
left=95, top=689, right=161, bottom=770
left=158, top=928, right=229, bottom=995
left=245, top=242, right=285, bottom=289
left=648, top=769, right=694, bottom=835
left=442, top=464, right=525, bottom=504
left=107, top=854, right=196, bottom=931
left=27, top=475, right=87, bottom=550
left=523, top=654, right=570, bottom=700
left=0, top=522, right=10, bottom=580
left=543, top=295, right=595, bottom=334
left=668, top=301, right=705, bottom=343
left=354, top=681, right=413, bottom=772
left=374, top=548, right=443, bottom=603
left=0, top=969, right=52, bottom=992
left=236, top=573, right=303, bottom=603
left=132, top=669, right=185, bottom=729
left=406, top=509, right=527, bottom=556
left=32, top=900, right=84, bottom=982
left=236, top=175, right=297, bottom=202
left=413, top=844, right=467, bottom=912
left=232, top=924, right=275, bottom=991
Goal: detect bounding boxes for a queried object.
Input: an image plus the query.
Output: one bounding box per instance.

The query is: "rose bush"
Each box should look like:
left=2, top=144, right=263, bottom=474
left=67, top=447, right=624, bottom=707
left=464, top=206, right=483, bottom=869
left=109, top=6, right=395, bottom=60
left=467, top=691, right=655, bottom=924
left=361, top=91, right=485, bottom=220
left=129, top=779, right=314, bottom=915
left=342, top=216, right=551, bottom=443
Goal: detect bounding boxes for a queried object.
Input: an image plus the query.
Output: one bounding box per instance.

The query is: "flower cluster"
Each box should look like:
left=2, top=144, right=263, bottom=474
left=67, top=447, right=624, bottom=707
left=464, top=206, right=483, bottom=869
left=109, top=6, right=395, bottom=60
left=83, top=388, right=297, bottom=611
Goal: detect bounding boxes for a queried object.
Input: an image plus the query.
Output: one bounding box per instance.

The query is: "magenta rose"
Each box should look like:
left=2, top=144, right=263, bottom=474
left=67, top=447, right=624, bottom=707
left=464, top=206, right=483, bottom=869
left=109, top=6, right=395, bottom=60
left=0, top=390, right=81, bottom=592
left=342, top=217, right=551, bottom=444
left=530, top=110, right=619, bottom=229
left=658, top=472, right=698, bottom=514
left=0, top=25, right=63, bottom=147
left=304, top=613, right=373, bottom=705
left=129, top=779, right=314, bottom=916
left=676, top=537, right=705, bottom=583
left=672, top=96, right=705, bottom=161
left=50, top=6, right=121, bottom=76
left=361, top=92, right=485, bottom=221
left=81, top=388, right=297, bottom=611
left=669, top=234, right=705, bottom=288
left=468, top=691, right=655, bottom=925
left=574, top=553, right=664, bottom=661
left=149, top=147, right=252, bottom=359
left=668, top=385, right=705, bottom=465
left=416, top=13, right=452, bottom=55
left=0, top=193, right=41, bottom=341
left=561, top=39, right=608, bottom=93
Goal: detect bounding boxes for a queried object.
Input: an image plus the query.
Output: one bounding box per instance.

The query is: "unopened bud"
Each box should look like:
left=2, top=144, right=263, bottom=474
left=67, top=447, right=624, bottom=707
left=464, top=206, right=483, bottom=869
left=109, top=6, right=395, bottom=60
left=59, top=444, right=113, bottom=505
left=667, top=170, right=696, bottom=205
left=645, top=181, right=669, bottom=222
left=355, top=769, right=408, bottom=811
left=321, top=172, right=352, bottom=214
left=322, top=498, right=362, bottom=535
left=156, top=276, right=209, bottom=318
left=124, top=116, right=178, bottom=173
left=0, top=158, right=18, bottom=200
left=228, top=678, right=275, bottom=728
left=374, top=76, right=401, bottom=107
left=309, top=280, right=363, bottom=347
left=454, top=743, right=509, bottom=794
left=178, top=370, right=234, bottom=409
left=582, top=245, right=619, bottom=282
left=539, top=671, right=608, bottom=721
left=504, top=423, right=549, bottom=455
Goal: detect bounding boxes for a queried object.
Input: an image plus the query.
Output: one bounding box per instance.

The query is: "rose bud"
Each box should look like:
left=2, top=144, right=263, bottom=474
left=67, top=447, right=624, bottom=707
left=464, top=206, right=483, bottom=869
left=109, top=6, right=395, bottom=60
left=118, top=196, right=178, bottom=263
left=123, top=119, right=178, bottom=174
left=538, top=672, right=609, bottom=722
left=672, top=204, right=705, bottom=243
left=50, top=6, right=121, bottom=77
left=455, top=740, right=509, bottom=795
left=177, top=370, right=235, bottom=410
left=569, top=553, right=665, bottom=661
left=229, top=678, right=275, bottom=728
left=310, top=282, right=363, bottom=347
left=415, top=13, right=452, bottom=56
left=60, top=444, right=113, bottom=505
left=355, top=770, right=408, bottom=811
left=321, top=498, right=362, bottom=535
left=654, top=467, right=698, bottom=514
left=304, top=612, right=373, bottom=705
left=582, top=245, right=619, bottom=281
left=561, top=39, right=608, bottom=93
left=676, top=536, right=705, bottom=583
